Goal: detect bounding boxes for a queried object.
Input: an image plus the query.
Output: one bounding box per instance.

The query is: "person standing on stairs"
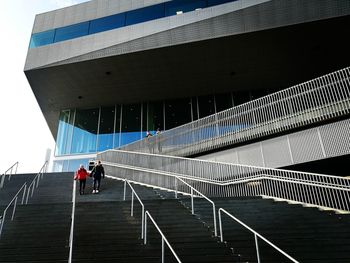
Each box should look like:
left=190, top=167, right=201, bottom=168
left=91, top=160, right=105, bottom=194
left=74, top=164, right=89, bottom=195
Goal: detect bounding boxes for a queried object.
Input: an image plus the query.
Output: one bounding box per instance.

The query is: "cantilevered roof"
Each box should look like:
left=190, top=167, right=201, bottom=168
left=24, top=0, right=350, bottom=139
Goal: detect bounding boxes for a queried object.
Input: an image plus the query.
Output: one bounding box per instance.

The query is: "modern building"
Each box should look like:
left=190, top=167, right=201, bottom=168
left=24, top=0, right=350, bottom=173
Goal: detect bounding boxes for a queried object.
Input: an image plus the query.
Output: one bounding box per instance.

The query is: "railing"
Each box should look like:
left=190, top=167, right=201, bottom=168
left=120, top=67, right=350, bottom=157
left=123, top=179, right=145, bottom=239
left=0, top=162, right=19, bottom=189
left=98, top=150, right=350, bottom=212
left=174, top=177, right=217, bottom=236
left=25, top=161, right=47, bottom=204
left=0, top=183, right=27, bottom=239
left=68, top=179, right=77, bottom=263
left=218, top=208, right=299, bottom=263
left=144, top=211, right=182, bottom=263
left=104, top=159, right=297, bottom=262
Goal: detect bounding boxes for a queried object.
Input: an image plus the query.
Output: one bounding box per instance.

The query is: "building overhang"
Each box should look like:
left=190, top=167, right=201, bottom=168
left=24, top=0, right=350, bottom=140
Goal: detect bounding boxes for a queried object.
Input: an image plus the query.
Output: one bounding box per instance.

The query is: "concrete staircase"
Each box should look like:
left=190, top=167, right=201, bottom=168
left=179, top=197, right=350, bottom=263
left=1, top=173, right=349, bottom=262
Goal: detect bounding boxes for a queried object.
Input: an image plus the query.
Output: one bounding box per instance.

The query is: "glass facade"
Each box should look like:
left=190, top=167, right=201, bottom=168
left=71, top=108, right=99, bottom=154
left=53, top=91, right=267, bottom=171
left=29, top=0, right=239, bottom=48
left=55, top=93, right=239, bottom=156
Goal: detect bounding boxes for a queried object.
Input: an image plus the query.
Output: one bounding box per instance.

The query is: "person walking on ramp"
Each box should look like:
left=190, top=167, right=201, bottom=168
left=74, top=164, right=89, bottom=195
left=91, top=160, right=105, bottom=194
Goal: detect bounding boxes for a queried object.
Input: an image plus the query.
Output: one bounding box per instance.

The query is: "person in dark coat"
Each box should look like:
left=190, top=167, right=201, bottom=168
left=91, top=160, right=105, bottom=194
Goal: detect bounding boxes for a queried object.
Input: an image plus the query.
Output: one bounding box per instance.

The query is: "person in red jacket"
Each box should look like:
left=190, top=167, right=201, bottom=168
left=74, top=164, right=89, bottom=195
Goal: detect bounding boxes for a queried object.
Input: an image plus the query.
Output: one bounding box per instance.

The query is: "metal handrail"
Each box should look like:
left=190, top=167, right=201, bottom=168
left=0, top=162, right=19, bottom=188
left=0, top=183, right=27, bottom=239
left=120, top=67, right=350, bottom=157
left=100, top=153, right=350, bottom=212
left=144, top=211, right=182, bottom=263
left=218, top=208, right=299, bottom=263
left=123, top=179, right=145, bottom=239
left=25, top=161, right=47, bottom=204
left=175, top=177, right=217, bottom=236
left=68, top=179, right=77, bottom=263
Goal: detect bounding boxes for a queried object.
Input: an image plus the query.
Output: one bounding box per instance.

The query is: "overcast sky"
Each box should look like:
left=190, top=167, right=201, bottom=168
left=0, top=0, right=89, bottom=173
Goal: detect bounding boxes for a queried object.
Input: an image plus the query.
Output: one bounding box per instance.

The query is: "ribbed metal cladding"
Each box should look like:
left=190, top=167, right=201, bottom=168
left=46, top=0, right=350, bottom=67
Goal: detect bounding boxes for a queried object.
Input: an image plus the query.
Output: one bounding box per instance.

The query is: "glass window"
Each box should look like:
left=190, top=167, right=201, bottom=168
left=147, top=101, right=164, bottom=134
left=113, top=105, right=122, bottom=148
left=68, top=158, right=90, bottom=172
left=97, top=107, right=115, bottom=152
left=52, top=160, right=64, bottom=172
left=165, top=0, right=206, bottom=16
left=141, top=103, right=148, bottom=138
left=191, top=97, right=199, bottom=121
left=29, top=29, right=55, bottom=48
left=207, top=0, right=235, bottom=7
left=126, top=4, right=165, bottom=26
left=165, top=98, right=192, bottom=130
left=71, top=108, right=99, bottom=154
left=120, top=104, right=141, bottom=146
left=62, top=160, right=69, bottom=172
left=89, top=13, right=126, bottom=34
left=232, top=91, right=250, bottom=106
left=54, top=21, right=90, bottom=43
left=215, top=93, right=233, bottom=112
left=55, top=110, right=74, bottom=156
left=198, top=95, right=215, bottom=118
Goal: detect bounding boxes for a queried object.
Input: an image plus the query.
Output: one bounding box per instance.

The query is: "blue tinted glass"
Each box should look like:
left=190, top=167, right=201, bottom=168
left=54, top=21, right=90, bottom=43
left=68, top=158, right=90, bottom=172
left=165, top=0, right=206, bottom=16
left=97, top=107, right=115, bottom=152
left=52, top=160, right=64, bottom=172
left=207, top=0, right=235, bottom=7
left=120, top=104, right=141, bottom=146
left=55, top=110, right=74, bottom=156
left=89, top=13, right=125, bottom=34
left=71, top=108, right=99, bottom=154
left=29, top=30, right=55, bottom=48
left=126, top=4, right=165, bottom=26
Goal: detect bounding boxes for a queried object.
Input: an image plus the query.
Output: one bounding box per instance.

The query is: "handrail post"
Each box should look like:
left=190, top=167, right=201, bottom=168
left=254, top=234, right=261, bottom=263
left=123, top=179, right=126, bottom=201
left=131, top=192, right=134, bottom=217
left=68, top=179, right=77, bottom=263
left=191, top=188, right=194, bottom=214
left=175, top=177, right=178, bottom=199
left=26, top=185, right=31, bottom=204
left=141, top=206, right=144, bottom=240
left=31, top=180, right=35, bottom=197
left=0, top=174, right=4, bottom=188
left=144, top=212, right=148, bottom=245
left=219, top=209, right=223, bottom=242
left=162, top=238, right=165, bottom=263
left=0, top=210, right=6, bottom=238
left=212, top=203, right=217, bottom=236
left=21, top=184, right=27, bottom=205
left=11, top=197, right=18, bottom=221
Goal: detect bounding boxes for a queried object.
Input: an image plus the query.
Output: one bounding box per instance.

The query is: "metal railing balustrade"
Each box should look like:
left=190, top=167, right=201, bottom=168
left=120, top=67, right=350, bottom=157
left=123, top=179, right=181, bottom=262
left=0, top=183, right=27, bottom=239
left=101, top=156, right=300, bottom=262
left=0, top=162, right=19, bottom=189
left=0, top=161, right=48, bottom=239
left=98, top=150, right=350, bottom=212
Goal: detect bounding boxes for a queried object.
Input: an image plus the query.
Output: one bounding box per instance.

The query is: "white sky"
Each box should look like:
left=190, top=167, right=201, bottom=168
left=0, top=0, right=89, bottom=173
